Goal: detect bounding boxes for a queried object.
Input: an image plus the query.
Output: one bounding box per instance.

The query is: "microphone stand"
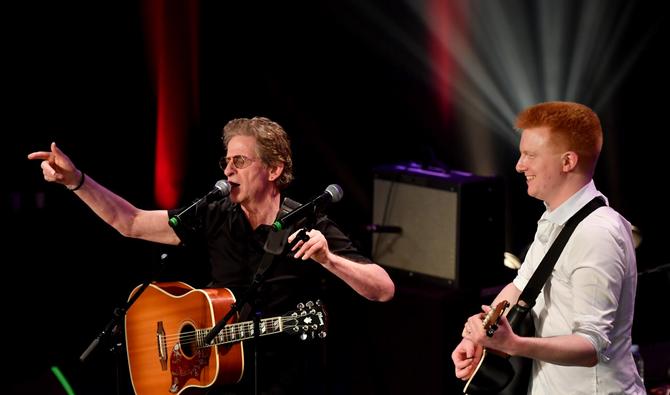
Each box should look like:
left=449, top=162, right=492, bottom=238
left=638, top=263, right=670, bottom=277
left=79, top=253, right=170, bottom=395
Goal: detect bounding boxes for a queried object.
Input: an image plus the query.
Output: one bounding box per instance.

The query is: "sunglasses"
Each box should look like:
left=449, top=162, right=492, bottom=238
left=219, top=155, right=258, bottom=170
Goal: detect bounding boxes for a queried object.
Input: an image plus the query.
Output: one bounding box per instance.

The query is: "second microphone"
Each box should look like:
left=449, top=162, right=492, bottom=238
left=272, top=184, right=343, bottom=231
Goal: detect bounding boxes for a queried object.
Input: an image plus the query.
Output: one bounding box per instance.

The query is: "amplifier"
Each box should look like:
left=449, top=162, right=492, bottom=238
left=372, top=163, right=506, bottom=289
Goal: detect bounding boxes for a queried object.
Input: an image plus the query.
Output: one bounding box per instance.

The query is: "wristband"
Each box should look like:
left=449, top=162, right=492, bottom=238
left=68, top=171, right=85, bottom=191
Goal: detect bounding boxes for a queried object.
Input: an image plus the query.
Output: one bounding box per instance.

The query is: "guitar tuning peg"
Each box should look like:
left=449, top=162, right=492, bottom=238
left=318, top=331, right=327, bottom=339
left=316, top=300, right=322, bottom=306
left=306, top=301, right=314, bottom=308
left=297, top=302, right=305, bottom=310
left=300, top=333, right=307, bottom=341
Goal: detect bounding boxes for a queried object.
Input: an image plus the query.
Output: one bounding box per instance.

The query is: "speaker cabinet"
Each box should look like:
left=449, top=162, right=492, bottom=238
left=372, top=164, right=506, bottom=290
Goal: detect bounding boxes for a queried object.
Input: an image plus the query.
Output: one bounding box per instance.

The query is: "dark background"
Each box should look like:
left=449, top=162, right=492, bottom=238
left=5, top=1, right=669, bottom=394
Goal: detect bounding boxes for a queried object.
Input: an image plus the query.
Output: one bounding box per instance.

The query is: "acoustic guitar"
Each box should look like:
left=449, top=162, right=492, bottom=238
left=463, top=300, right=511, bottom=393
left=124, top=282, right=327, bottom=395
left=463, top=300, right=533, bottom=394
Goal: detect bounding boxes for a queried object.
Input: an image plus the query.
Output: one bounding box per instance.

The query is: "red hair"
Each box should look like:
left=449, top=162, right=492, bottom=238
left=516, top=101, right=603, bottom=173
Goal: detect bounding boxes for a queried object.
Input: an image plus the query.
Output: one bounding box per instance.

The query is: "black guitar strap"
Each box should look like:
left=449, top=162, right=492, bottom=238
left=518, top=196, right=606, bottom=307
left=462, top=197, right=607, bottom=395
left=238, top=197, right=305, bottom=321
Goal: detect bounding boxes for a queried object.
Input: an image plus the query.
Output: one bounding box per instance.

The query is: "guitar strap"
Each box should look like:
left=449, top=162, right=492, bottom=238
left=239, top=197, right=304, bottom=321
left=491, top=196, right=607, bottom=395
left=518, top=196, right=606, bottom=307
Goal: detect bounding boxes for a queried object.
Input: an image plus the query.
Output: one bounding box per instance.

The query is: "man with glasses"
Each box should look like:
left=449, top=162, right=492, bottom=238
left=28, top=116, right=395, bottom=394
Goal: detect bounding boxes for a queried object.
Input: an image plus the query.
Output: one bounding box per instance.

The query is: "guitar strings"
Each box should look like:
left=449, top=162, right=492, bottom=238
left=156, top=307, right=324, bottom=344
left=152, top=316, right=306, bottom=347
left=126, top=314, right=323, bottom=356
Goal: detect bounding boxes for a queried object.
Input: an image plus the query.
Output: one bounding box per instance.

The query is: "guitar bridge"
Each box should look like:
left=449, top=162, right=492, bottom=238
left=157, top=321, right=167, bottom=371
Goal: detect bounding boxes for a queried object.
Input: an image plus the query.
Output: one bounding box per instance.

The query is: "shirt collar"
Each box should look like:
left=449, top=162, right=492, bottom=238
left=540, top=180, right=608, bottom=226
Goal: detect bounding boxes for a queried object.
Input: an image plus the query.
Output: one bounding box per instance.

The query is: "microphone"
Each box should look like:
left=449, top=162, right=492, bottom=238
left=272, top=184, right=343, bottom=231
left=168, top=180, right=231, bottom=228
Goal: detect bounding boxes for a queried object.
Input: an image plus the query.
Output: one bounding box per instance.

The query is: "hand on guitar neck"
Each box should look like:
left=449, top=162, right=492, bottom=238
left=456, top=301, right=532, bottom=394
left=452, top=302, right=508, bottom=381
left=464, top=301, right=511, bottom=351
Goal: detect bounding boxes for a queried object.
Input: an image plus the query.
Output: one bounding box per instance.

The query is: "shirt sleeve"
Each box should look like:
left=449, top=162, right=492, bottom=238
left=316, top=217, right=372, bottom=264
left=513, top=242, right=538, bottom=294
left=562, top=215, right=628, bottom=361
left=167, top=199, right=232, bottom=246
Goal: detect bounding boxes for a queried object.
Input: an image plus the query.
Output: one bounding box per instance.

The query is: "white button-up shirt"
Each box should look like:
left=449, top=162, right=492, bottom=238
left=513, top=181, right=645, bottom=394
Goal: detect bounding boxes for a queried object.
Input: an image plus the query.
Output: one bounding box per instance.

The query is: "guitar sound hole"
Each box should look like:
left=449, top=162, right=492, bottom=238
left=179, top=323, right=197, bottom=358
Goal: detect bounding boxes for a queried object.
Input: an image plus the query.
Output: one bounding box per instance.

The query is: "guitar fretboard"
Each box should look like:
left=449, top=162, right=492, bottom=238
left=195, top=317, right=285, bottom=347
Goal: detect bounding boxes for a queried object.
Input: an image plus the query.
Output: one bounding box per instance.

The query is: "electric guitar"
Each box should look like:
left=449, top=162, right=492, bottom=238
left=124, top=282, right=327, bottom=395
left=463, top=300, right=534, bottom=394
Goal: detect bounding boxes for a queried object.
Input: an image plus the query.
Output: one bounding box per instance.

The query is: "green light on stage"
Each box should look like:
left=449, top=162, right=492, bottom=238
left=50, top=366, right=76, bottom=395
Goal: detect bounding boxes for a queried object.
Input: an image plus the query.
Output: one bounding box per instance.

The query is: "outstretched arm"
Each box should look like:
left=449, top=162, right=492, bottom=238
left=28, top=142, right=180, bottom=245
left=288, top=228, right=395, bottom=302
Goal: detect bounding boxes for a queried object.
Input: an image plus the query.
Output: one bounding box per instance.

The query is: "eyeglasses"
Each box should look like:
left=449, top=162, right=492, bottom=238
left=219, top=155, right=258, bottom=170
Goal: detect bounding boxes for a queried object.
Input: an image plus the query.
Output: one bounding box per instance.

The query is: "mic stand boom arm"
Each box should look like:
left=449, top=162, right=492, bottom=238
left=80, top=253, right=170, bottom=362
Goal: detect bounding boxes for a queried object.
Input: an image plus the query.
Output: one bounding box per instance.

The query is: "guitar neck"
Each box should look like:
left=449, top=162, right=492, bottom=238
left=198, top=316, right=286, bottom=346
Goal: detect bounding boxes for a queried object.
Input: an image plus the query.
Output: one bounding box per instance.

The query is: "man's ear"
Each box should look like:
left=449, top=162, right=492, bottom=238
left=268, top=163, right=285, bottom=182
left=562, top=151, right=578, bottom=172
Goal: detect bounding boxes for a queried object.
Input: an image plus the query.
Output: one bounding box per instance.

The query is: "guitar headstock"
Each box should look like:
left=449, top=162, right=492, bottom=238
left=482, top=300, right=510, bottom=337
left=283, top=300, right=327, bottom=340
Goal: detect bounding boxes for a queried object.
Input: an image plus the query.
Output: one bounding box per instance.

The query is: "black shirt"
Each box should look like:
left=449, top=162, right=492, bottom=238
left=167, top=197, right=371, bottom=394
left=169, top=197, right=370, bottom=314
